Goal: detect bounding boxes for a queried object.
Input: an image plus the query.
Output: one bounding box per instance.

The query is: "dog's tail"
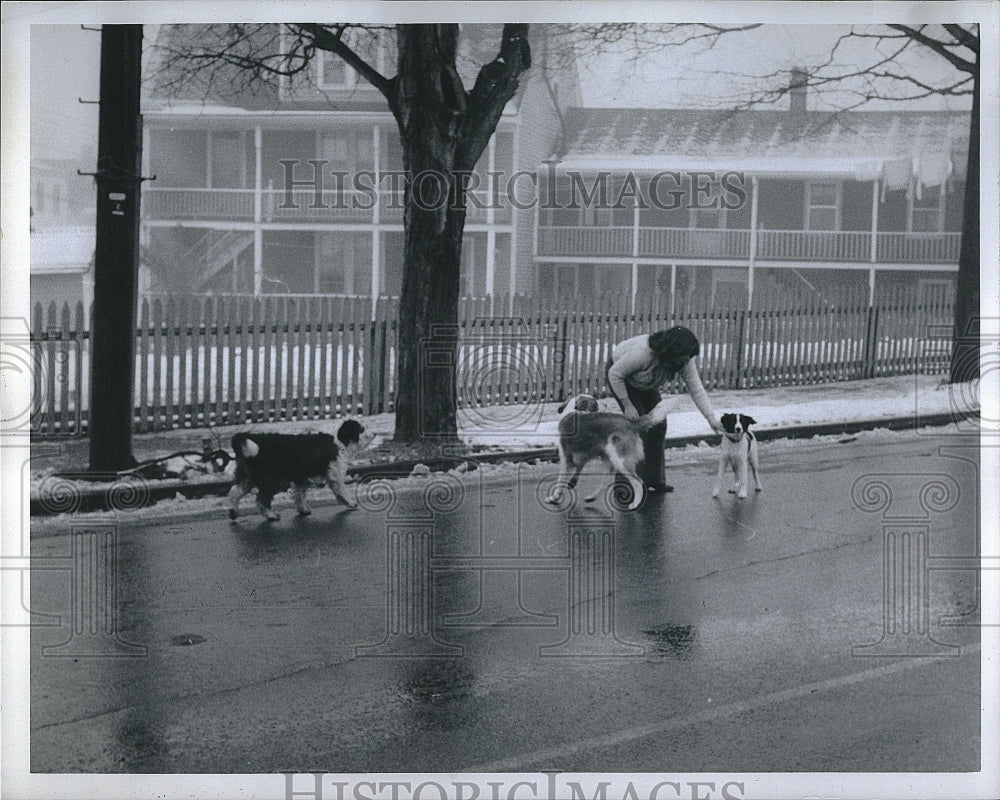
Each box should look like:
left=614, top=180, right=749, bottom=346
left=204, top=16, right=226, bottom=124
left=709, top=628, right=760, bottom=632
left=637, top=397, right=671, bottom=430
left=232, top=434, right=260, bottom=459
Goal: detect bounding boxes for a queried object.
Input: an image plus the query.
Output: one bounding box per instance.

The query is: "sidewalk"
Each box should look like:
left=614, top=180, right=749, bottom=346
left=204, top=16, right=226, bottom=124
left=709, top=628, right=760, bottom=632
left=29, top=374, right=980, bottom=516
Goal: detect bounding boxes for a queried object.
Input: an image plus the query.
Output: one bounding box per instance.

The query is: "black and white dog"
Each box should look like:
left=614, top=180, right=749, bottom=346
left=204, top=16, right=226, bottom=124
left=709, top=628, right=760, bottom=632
left=712, top=413, right=763, bottom=500
left=545, top=392, right=670, bottom=510
left=228, top=419, right=367, bottom=521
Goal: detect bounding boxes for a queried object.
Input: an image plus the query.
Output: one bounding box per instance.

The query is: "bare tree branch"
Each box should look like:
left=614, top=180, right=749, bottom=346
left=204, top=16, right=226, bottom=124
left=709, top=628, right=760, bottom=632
left=887, top=24, right=977, bottom=73
left=290, top=23, right=394, bottom=98
left=943, top=23, right=979, bottom=53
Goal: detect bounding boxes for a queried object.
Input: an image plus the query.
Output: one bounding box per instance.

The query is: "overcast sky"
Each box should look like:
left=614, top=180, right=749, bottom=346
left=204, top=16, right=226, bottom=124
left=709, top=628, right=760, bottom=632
left=29, top=22, right=973, bottom=167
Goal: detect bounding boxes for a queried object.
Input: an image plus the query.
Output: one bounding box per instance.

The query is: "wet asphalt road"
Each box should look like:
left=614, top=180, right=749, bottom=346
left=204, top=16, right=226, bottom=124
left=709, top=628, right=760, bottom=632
left=30, top=433, right=982, bottom=773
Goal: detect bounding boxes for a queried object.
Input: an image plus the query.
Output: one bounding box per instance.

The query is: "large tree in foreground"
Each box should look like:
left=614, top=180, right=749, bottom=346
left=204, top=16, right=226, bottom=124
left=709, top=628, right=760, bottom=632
left=155, top=24, right=532, bottom=444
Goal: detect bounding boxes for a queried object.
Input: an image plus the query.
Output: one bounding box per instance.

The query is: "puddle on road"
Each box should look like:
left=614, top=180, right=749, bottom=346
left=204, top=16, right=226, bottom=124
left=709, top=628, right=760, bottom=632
left=397, top=659, right=481, bottom=733
left=401, top=659, right=475, bottom=704
left=641, top=623, right=696, bottom=660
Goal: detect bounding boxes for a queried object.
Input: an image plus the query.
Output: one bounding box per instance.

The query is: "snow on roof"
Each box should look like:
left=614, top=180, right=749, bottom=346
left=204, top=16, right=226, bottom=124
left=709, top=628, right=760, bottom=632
left=30, top=227, right=94, bottom=274
left=556, top=108, right=970, bottom=187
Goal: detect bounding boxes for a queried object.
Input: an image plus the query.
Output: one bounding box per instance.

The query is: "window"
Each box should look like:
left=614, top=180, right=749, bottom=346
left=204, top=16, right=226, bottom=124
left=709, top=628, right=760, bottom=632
left=316, top=28, right=393, bottom=90
left=209, top=132, right=245, bottom=188
left=151, top=130, right=208, bottom=188
left=316, top=232, right=372, bottom=295
left=689, top=181, right=727, bottom=229
left=911, top=185, right=944, bottom=232
left=459, top=233, right=486, bottom=296
left=806, top=181, right=840, bottom=230
left=321, top=133, right=350, bottom=171
left=318, top=48, right=353, bottom=89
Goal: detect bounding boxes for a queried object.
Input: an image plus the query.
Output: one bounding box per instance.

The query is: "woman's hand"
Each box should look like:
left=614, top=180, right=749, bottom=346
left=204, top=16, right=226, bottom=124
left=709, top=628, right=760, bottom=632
left=623, top=405, right=640, bottom=421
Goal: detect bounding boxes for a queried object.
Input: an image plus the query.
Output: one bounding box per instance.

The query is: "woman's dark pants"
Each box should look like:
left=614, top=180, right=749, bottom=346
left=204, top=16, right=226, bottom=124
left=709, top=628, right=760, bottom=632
left=605, top=366, right=667, bottom=487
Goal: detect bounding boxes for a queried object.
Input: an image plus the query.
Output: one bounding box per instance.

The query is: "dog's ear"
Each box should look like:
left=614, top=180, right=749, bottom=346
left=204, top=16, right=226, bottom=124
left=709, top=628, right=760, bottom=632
left=741, top=415, right=757, bottom=427
left=720, top=413, right=736, bottom=431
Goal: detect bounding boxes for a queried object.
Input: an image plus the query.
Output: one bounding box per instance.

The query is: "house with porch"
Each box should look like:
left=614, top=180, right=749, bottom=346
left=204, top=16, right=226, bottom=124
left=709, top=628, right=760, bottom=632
left=536, top=101, right=968, bottom=310
left=139, top=24, right=574, bottom=306
left=141, top=25, right=968, bottom=311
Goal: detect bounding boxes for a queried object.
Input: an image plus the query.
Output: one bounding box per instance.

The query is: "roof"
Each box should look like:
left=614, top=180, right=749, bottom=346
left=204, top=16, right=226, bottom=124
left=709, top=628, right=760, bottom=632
left=556, top=108, right=970, bottom=185
left=30, top=227, right=94, bottom=274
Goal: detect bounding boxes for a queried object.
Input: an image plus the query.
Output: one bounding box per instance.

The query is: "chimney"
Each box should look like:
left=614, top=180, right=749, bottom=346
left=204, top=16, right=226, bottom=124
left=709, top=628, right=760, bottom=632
left=789, top=67, right=808, bottom=115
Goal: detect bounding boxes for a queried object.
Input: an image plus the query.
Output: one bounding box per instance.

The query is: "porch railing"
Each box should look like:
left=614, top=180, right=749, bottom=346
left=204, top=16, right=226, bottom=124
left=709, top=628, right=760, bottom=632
left=538, top=224, right=961, bottom=265
left=145, top=187, right=507, bottom=226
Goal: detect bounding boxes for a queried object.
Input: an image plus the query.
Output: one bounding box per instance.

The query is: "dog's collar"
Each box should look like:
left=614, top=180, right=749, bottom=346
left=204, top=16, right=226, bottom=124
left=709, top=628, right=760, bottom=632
left=723, top=433, right=744, bottom=442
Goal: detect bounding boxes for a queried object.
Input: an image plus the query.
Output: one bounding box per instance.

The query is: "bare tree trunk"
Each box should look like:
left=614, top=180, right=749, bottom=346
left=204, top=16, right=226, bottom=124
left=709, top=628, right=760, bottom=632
left=389, top=25, right=465, bottom=444
left=951, top=75, right=979, bottom=384
left=389, top=24, right=529, bottom=443
left=394, top=169, right=466, bottom=443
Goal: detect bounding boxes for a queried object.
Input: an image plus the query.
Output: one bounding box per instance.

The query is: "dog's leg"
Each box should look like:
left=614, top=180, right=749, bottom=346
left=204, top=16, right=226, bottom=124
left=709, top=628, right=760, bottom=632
left=545, top=446, right=573, bottom=503
left=256, top=489, right=280, bottom=521
left=749, top=444, right=763, bottom=493
left=327, top=460, right=358, bottom=509
left=712, top=453, right=727, bottom=499
left=735, top=448, right=749, bottom=499
left=545, top=450, right=584, bottom=505
left=291, top=483, right=311, bottom=516
left=228, top=482, right=249, bottom=520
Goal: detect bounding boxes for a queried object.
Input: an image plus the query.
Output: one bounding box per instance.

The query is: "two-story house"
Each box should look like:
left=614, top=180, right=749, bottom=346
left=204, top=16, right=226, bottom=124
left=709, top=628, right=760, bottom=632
left=140, top=24, right=575, bottom=307
left=536, top=99, right=967, bottom=311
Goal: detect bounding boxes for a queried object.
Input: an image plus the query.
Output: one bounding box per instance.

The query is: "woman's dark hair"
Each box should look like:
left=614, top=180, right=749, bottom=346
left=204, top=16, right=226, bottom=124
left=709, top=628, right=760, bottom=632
left=649, top=326, right=700, bottom=362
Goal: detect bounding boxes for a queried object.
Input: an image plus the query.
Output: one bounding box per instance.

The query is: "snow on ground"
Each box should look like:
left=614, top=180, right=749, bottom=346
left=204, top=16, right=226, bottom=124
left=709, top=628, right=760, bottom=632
left=28, top=374, right=981, bottom=524
left=30, top=423, right=972, bottom=531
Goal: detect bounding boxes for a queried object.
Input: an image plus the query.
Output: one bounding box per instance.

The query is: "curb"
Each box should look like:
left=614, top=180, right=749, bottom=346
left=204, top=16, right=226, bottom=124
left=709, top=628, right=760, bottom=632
left=30, top=410, right=979, bottom=517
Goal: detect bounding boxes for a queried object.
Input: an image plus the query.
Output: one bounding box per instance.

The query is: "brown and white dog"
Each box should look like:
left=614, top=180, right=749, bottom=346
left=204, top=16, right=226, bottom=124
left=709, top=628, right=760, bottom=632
left=228, top=419, right=367, bottom=521
left=712, top=412, right=763, bottom=500
left=545, top=393, right=670, bottom=510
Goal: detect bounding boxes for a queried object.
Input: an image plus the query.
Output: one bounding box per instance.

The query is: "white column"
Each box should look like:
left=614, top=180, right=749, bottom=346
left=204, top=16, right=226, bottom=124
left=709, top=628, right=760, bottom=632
left=509, top=125, right=521, bottom=313
left=253, top=126, right=263, bottom=295
left=253, top=230, right=263, bottom=295
left=206, top=130, right=213, bottom=188
left=869, top=176, right=880, bottom=306
left=748, top=176, right=759, bottom=311
left=631, top=201, right=640, bottom=312
left=372, top=124, right=381, bottom=317
left=485, top=135, right=496, bottom=296
left=669, top=263, right=677, bottom=318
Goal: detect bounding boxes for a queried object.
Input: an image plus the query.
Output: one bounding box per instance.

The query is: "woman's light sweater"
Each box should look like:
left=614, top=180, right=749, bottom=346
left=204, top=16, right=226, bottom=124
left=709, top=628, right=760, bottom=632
left=607, top=334, right=717, bottom=427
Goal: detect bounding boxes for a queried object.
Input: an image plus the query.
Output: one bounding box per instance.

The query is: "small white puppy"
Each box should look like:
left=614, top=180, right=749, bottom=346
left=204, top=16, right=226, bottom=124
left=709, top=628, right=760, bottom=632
left=713, top=413, right=763, bottom=500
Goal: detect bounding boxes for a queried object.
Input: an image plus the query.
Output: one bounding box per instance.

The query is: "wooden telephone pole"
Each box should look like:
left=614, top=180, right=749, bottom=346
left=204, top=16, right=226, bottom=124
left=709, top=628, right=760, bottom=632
left=88, top=25, right=144, bottom=472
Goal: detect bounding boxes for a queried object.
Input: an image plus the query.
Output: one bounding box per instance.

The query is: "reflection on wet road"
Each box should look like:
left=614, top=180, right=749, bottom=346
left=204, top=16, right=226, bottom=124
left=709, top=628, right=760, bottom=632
left=30, top=434, right=982, bottom=772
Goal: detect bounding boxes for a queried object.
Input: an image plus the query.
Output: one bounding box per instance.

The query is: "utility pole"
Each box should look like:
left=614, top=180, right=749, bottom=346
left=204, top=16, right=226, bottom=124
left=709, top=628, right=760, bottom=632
left=88, top=25, right=144, bottom=472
